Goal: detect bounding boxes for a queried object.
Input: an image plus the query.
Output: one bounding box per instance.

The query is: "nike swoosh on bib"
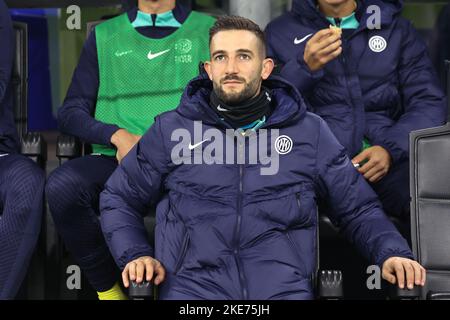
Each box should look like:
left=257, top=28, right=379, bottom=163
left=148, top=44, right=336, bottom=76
left=147, top=49, right=171, bottom=60
left=294, top=33, right=313, bottom=45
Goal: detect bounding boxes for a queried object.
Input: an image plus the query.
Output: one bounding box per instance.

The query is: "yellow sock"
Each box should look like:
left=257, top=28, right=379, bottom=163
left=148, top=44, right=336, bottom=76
left=97, top=282, right=128, bottom=300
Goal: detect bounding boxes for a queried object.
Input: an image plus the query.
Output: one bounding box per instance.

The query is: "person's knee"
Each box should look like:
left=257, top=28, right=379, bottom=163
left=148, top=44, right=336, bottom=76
left=0, top=157, right=45, bottom=236
left=46, top=164, right=101, bottom=220
left=47, top=166, right=83, bottom=211
left=6, top=156, right=45, bottom=201
left=389, top=162, right=410, bottom=202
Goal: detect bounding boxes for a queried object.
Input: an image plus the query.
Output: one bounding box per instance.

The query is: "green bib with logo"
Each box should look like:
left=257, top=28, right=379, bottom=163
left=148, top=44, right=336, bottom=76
left=93, top=11, right=215, bottom=156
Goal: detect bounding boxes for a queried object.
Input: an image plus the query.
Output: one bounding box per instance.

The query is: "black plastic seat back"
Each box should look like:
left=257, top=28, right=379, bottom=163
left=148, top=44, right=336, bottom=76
left=12, top=21, right=28, bottom=140
left=409, top=60, right=450, bottom=300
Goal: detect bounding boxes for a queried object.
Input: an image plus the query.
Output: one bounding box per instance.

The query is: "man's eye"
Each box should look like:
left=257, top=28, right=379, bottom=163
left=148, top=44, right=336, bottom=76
left=240, top=54, right=250, bottom=60
left=215, top=55, right=225, bottom=61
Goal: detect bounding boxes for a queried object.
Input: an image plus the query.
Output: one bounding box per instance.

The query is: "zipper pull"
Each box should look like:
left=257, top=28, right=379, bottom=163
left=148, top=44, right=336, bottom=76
left=334, top=17, right=342, bottom=28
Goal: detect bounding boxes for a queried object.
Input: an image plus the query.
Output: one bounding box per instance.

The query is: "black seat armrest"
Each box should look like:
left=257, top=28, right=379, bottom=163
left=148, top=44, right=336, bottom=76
left=56, top=134, right=82, bottom=165
left=317, top=270, right=344, bottom=299
left=21, top=132, right=47, bottom=169
left=427, top=291, right=450, bottom=300
left=128, top=281, right=154, bottom=300
left=389, top=284, right=421, bottom=300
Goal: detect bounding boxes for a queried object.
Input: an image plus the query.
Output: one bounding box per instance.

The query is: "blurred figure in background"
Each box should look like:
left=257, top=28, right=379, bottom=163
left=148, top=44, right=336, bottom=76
left=0, top=0, right=45, bottom=299
left=429, top=2, right=450, bottom=86
left=266, top=0, right=447, bottom=232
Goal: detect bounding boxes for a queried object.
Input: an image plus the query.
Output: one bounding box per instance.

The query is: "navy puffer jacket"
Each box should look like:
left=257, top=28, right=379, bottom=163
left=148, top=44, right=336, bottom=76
left=265, top=0, right=447, bottom=161
left=100, top=74, right=413, bottom=300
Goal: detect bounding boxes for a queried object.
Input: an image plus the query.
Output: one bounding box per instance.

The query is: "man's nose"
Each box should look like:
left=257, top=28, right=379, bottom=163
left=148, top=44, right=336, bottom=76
left=225, top=58, right=238, bottom=74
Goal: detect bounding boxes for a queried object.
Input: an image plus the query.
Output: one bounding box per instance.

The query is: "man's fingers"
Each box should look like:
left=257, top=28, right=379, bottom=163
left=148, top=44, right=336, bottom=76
left=421, top=266, right=426, bottom=286
left=322, top=39, right=342, bottom=54
left=154, top=261, right=166, bottom=285
left=362, top=164, right=380, bottom=179
left=352, top=149, right=371, bottom=167
left=383, top=272, right=397, bottom=285
left=318, top=41, right=342, bottom=59
left=135, top=261, right=145, bottom=283
left=368, top=169, right=387, bottom=183
left=409, top=262, right=426, bottom=286
left=315, top=33, right=341, bottom=51
left=310, top=28, right=333, bottom=42
left=316, top=48, right=342, bottom=67
left=122, top=265, right=130, bottom=288
left=382, top=263, right=397, bottom=284
left=383, top=258, right=427, bottom=289
left=403, top=261, right=415, bottom=289
left=331, top=46, right=343, bottom=58
left=394, top=263, right=405, bottom=289
left=358, top=158, right=378, bottom=175
left=128, top=262, right=136, bottom=281
left=122, top=258, right=166, bottom=287
left=116, top=150, right=124, bottom=163
left=411, top=262, right=423, bottom=286
left=144, top=259, right=154, bottom=282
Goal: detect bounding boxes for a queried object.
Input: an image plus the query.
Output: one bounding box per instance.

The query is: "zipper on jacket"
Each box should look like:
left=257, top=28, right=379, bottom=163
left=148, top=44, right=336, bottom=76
left=174, top=232, right=190, bottom=274
left=233, top=137, right=248, bottom=300
left=296, top=193, right=301, bottom=210
left=339, top=37, right=359, bottom=154
left=334, top=17, right=342, bottom=28
left=295, top=192, right=313, bottom=227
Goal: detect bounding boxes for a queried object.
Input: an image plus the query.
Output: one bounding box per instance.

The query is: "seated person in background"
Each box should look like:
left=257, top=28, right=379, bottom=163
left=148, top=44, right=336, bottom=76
left=265, top=0, right=447, bottom=230
left=0, top=0, right=45, bottom=300
left=429, top=2, right=450, bottom=86
left=100, top=16, right=425, bottom=300
left=45, top=0, right=215, bottom=300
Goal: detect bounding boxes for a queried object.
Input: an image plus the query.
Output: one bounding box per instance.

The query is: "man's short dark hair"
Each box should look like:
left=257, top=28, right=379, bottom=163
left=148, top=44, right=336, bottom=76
left=209, top=16, right=266, bottom=56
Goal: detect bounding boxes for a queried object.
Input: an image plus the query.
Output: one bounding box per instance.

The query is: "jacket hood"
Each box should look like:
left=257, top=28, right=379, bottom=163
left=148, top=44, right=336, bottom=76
left=176, top=69, right=308, bottom=128
left=292, top=0, right=403, bottom=26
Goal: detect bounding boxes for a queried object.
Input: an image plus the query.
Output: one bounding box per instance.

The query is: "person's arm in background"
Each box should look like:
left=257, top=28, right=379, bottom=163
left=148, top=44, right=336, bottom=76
left=100, top=116, right=172, bottom=287
left=57, top=31, right=120, bottom=146
left=58, top=30, right=141, bottom=161
left=428, top=3, right=450, bottom=86
left=265, top=27, right=340, bottom=94
left=366, top=21, right=447, bottom=165
left=315, top=118, right=426, bottom=288
left=0, top=0, right=13, bottom=105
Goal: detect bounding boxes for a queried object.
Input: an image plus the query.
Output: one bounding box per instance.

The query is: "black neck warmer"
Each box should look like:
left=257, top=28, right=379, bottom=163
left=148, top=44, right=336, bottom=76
left=209, top=87, right=272, bottom=128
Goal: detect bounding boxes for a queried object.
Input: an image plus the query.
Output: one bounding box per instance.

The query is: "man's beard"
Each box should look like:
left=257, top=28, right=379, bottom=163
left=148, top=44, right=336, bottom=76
left=213, top=75, right=261, bottom=105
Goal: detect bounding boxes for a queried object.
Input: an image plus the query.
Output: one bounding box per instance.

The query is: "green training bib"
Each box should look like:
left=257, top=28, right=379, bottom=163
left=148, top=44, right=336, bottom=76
left=93, top=11, right=215, bottom=156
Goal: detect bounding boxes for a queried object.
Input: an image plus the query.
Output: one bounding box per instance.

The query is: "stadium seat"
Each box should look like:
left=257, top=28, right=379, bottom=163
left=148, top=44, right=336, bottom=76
left=127, top=207, right=344, bottom=300
left=11, top=21, right=48, bottom=299
left=127, top=272, right=345, bottom=300
left=13, top=21, right=47, bottom=165
left=407, top=60, right=450, bottom=300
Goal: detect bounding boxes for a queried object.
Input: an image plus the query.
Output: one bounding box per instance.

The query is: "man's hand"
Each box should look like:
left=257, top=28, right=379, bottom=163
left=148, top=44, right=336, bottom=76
left=382, top=257, right=426, bottom=289
left=352, top=146, right=392, bottom=183
left=304, top=28, right=342, bottom=72
left=110, top=129, right=142, bottom=163
left=122, top=256, right=166, bottom=288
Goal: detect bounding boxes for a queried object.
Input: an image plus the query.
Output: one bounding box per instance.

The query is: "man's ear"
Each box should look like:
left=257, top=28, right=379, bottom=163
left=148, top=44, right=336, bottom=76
left=261, top=58, right=275, bottom=80
left=204, top=61, right=213, bottom=80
